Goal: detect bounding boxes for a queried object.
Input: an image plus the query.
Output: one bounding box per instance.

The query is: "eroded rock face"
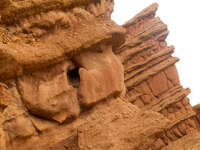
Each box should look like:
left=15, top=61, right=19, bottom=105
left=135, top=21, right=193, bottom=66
left=0, top=1, right=200, bottom=150
left=16, top=43, right=124, bottom=123
left=74, top=44, right=124, bottom=106
left=0, top=1, right=127, bottom=148
left=17, top=61, right=80, bottom=123
left=115, top=3, right=200, bottom=149
left=77, top=98, right=169, bottom=150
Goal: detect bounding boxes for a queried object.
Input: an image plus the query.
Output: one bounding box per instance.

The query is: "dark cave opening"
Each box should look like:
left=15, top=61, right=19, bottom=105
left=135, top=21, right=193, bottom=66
left=67, top=67, right=80, bottom=88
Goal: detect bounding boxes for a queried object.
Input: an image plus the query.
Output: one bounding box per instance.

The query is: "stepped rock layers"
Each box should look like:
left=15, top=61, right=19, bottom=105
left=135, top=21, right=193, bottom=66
left=0, top=1, right=199, bottom=150
left=115, top=3, right=200, bottom=149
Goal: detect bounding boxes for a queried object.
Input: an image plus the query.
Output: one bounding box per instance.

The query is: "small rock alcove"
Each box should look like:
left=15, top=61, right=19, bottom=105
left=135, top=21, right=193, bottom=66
left=67, top=66, right=80, bottom=89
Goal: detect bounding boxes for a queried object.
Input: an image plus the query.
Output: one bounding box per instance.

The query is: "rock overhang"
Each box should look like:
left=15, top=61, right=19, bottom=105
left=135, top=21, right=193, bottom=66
left=0, top=0, right=114, bottom=24
left=0, top=0, right=126, bottom=81
left=0, top=0, right=126, bottom=124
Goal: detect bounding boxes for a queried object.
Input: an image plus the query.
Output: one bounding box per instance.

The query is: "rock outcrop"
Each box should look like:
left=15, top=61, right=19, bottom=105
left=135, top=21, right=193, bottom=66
left=0, top=1, right=199, bottom=150
left=115, top=3, right=200, bottom=149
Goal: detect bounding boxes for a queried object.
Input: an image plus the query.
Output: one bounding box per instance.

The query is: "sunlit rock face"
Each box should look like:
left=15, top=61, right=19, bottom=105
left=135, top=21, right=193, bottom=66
left=0, top=1, right=200, bottom=150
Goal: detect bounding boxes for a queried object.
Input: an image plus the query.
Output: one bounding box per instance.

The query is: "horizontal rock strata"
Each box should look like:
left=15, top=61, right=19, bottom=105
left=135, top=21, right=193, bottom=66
left=0, top=1, right=199, bottom=150
left=115, top=3, right=200, bottom=149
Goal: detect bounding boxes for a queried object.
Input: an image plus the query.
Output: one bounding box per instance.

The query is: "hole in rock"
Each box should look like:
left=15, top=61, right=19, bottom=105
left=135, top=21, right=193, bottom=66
left=67, top=67, right=80, bottom=88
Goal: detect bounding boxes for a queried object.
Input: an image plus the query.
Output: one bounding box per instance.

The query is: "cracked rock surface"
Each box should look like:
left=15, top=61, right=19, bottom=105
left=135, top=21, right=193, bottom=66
left=0, top=1, right=200, bottom=150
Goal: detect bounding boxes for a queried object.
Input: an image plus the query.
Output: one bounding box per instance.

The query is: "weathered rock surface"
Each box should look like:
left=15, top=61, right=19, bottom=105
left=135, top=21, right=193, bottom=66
left=0, top=1, right=199, bottom=150
left=74, top=44, right=124, bottom=106
left=17, top=61, right=80, bottom=123
left=115, top=3, right=200, bottom=149
left=163, top=132, right=200, bottom=150
left=194, top=104, right=200, bottom=123
left=77, top=99, right=169, bottom=150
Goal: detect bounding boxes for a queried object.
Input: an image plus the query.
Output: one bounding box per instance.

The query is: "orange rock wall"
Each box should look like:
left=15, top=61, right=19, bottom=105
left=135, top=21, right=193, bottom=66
left=0, top=1, right=199, bottom=150
left=115, top=3, right=200, bottom=149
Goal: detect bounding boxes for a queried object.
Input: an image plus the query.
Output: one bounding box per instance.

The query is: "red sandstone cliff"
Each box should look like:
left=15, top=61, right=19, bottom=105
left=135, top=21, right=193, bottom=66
left=0, top=1, right=199, bottom=150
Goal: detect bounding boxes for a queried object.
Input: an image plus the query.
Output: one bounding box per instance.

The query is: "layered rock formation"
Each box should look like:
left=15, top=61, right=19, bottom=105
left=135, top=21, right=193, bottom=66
left=0, top=1, right=199, bottom=150
left=115, top=3, right=200, bottom=149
